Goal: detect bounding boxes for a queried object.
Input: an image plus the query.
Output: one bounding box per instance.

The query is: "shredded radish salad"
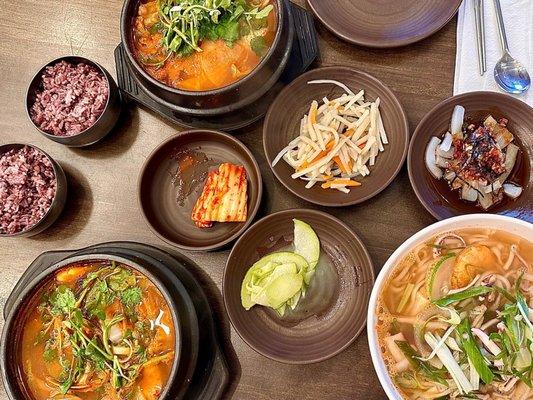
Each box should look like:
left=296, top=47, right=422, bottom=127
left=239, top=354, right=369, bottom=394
left=272, top=80, right=388, bottom=194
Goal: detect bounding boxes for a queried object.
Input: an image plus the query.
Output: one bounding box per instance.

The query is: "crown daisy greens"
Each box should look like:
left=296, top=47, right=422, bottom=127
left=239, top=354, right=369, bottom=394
left=153, top=0, right=274, bottom=60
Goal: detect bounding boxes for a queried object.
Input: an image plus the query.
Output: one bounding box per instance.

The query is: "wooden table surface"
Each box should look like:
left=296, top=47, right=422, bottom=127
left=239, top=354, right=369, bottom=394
left=0, top=1, right=458, bottom=399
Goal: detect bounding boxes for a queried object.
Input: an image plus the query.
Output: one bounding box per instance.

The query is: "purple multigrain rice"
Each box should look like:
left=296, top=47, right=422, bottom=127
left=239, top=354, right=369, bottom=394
left=0, top=146, right=57, bottom=234
left=29, top=60, right=109, bottom=137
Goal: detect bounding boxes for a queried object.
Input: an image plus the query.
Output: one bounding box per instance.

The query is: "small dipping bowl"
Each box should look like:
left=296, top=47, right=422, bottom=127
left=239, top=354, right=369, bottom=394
left=0, top=143, right=67, bottom=238
left=408, top=91, right=533, bottom=221
left=26, top=56, right=122, bottom=147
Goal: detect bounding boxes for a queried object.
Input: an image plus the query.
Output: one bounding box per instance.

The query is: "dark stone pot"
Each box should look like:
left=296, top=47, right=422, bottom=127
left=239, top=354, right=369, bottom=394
left=120, top=0, right=294, bottom=116
left=0, top=253, right=185, bottom=399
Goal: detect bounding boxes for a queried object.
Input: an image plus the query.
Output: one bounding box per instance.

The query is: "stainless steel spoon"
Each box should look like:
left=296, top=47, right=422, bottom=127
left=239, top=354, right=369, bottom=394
left=493, top=0, right=530, bottom=94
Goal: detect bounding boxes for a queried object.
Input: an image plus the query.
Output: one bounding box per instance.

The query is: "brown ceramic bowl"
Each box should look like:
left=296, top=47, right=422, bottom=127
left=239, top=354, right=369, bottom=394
left=263, top=66, right=409, bottom=207
left=307, top=0, right=462, bottom=48
left=138, top=130, right=262, bottom=252
left=408, top=91, right=533, bottom=221
left=223, top=209, right=374, bottom=364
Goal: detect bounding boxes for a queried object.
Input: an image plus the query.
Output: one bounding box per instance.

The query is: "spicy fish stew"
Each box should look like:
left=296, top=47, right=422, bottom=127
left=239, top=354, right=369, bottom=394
left=18, top=261, right=175, bottom=400
left=376, top=228, right=533, bottom=399
left=133, top=0, right=277, bottom=91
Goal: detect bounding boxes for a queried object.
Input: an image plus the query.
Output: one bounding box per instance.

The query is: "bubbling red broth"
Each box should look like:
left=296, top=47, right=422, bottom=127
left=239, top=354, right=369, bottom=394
left=17, top=260, right=175, bottom=400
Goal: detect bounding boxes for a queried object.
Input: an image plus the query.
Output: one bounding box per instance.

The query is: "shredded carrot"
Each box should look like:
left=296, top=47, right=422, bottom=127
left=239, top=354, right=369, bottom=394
left=344, top=128, right=355, bottom=138
left=309, top=102, right=318, bottom=124
left=297, top=140, right=335, bottom=171
left=335, top=179, right=361, bottom=186
left=333, top=156, right=351, bottom=173
left=321, top=179, right=361, bottom=189
left=358, top=142, right=366, bottom=149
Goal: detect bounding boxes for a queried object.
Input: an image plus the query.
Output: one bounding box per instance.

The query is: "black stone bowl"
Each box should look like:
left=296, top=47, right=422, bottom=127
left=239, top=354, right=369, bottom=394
left=0, top=253, right=187, bottom=399
left=120, top=0, right=294, bottom=116
left=0, top=143, right=67, bottom=238
left=26, top=55, right=122, bottom=147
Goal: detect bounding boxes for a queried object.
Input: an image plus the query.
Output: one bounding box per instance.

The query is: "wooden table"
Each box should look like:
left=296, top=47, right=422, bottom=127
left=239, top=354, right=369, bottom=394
left=0, top=1, right=458, bottom=399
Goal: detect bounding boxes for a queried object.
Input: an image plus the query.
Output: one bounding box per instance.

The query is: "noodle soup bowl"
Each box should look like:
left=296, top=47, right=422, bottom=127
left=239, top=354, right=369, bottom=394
left=367, top=214, right=533, bottom=399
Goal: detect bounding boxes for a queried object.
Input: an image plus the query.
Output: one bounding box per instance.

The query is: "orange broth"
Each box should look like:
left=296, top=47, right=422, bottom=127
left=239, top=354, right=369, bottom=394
left=132, top=0, right=277, bottom=91
left=17, top=261, right=175, bottom=400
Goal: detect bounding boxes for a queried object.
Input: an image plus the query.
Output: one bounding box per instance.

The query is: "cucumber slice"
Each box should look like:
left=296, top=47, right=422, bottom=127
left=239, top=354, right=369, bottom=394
left=293, top=219, right=320, bottom=284
left=249, top=263, right=299, bottom=306
left=287, top=290, right=301, bottom=310
left=241, top=253, right=309, bottom=310
left=265, top=273, right=304, bottom=309
left=276, top=304, right=287, bottom=317
left=240, top=220, right=321, bottom=314
left=426, top=253, right=456, bottom=300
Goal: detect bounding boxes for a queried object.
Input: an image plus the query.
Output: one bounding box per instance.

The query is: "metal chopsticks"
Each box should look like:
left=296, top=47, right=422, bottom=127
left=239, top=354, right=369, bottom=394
left=474, top=0, right=487, bottom=75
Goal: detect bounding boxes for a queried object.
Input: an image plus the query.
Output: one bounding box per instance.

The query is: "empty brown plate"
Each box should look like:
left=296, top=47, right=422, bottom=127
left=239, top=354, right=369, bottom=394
left=138, top=130, right=262, bottom=251
left=307, top=0, right=462, bottom=48
left=263, top=66, right=409, bottom=207
left=223, top=209, right=374, bottom=364
left=408, top=91, right=533, bottom=221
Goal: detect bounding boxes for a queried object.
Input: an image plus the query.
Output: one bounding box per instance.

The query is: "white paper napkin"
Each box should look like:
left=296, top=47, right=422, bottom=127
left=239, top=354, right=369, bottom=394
left=454, top=0, right=533, bottom=105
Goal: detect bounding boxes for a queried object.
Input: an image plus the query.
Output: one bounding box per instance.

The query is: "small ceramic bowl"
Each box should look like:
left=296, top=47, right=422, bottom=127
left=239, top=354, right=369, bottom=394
left=367, top=214, right=533, bottom=399
left=0, top=143, right=67, bottom=238
left=138, top=130, right=263, bottom=252
left=408, top=91, right=533, bottom=221
left=263, top=66, right=409, bottom=207
left=223, top=208, right=374, bottom=364
left=26, top=55, right=122, bottom=147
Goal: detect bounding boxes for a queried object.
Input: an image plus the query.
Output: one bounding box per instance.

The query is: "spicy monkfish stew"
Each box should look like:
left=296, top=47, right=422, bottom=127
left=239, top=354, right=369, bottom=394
left=376, top=228, right=533, bottom=399
left=18, top=261, right=175, bottom=400
left=133, top=0, right=276, bottom=91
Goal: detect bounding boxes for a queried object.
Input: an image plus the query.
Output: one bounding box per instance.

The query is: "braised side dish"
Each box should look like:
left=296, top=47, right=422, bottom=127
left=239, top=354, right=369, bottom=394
left=425, top=105, right=523, bottom=209
left=191, top=163, right=248, bottom=228
left=133, top=0, right=276, bottom=91
left=19, top=261, right=175, bottom=400
left=376, top=229, right=533, bottom=399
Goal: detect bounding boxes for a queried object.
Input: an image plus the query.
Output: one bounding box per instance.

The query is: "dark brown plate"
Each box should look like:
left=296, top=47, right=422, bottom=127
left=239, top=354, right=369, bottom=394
left=263, top=66, right=409, bottom=207
left=408, top=91, right=533, bottom=221
left=223, top=209, right=374, bottom=364
left=307, top=0, right=462, bottom=48
left=138, top=130, right=262, bottom=251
